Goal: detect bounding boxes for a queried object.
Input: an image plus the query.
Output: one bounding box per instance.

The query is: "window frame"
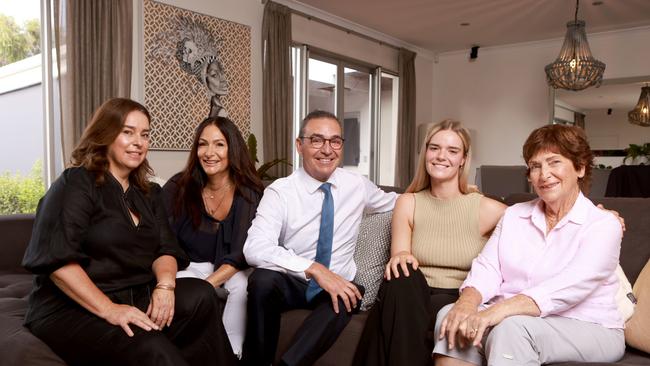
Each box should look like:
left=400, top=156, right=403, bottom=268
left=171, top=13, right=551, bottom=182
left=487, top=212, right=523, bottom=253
left=291, top=43, right=399, bottom=184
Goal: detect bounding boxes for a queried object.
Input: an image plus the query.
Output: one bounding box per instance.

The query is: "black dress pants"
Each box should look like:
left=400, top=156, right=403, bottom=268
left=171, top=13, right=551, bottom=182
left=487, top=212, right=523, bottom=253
left=242, top=268, right=363, bottom=366
left=352, top=264, right=459, bottom=366
left=27, top=277, right=237, bottom=366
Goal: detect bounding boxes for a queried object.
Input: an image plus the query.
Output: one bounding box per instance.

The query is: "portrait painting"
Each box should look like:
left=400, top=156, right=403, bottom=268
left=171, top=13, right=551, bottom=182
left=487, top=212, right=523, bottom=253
left=144, top=0, right=251, bottom=150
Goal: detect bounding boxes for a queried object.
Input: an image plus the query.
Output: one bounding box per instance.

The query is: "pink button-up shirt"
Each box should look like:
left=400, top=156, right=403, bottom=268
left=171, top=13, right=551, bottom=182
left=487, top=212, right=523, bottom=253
left=461, top=192, right=623, bottom=329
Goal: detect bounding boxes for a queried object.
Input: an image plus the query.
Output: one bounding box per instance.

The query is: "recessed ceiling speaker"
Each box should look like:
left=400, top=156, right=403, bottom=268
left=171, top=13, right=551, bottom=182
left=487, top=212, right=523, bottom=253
left=470, top=46, right=480, bottom=59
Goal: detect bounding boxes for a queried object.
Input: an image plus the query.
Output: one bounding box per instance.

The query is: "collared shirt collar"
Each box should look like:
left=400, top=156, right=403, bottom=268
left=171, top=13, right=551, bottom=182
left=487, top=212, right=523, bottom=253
left=523, top=191, right=589, bottom=232
left=297, top=167, right=340, bottom=194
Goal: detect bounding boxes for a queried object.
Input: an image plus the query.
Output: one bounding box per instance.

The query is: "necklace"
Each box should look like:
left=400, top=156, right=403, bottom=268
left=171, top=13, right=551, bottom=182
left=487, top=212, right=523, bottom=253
left=203, top=182, right=231, bottom=199
left=202, top=183, right=232, bottom=217
left=544, top=211, right=562, bottom=233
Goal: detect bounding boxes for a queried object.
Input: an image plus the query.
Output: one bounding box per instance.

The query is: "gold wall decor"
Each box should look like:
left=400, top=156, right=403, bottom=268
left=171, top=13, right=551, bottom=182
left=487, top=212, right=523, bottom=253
left=144, top=0, right=251, bottom=150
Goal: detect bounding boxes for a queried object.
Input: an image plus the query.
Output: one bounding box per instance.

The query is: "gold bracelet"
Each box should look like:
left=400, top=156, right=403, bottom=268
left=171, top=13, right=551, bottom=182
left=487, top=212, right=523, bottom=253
left=155, top=283, right=175, bottom=291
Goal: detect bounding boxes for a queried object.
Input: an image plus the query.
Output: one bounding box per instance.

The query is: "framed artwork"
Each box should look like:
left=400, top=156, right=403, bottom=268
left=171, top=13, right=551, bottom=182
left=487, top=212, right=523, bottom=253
left=144, top=0, right=251, bottom=150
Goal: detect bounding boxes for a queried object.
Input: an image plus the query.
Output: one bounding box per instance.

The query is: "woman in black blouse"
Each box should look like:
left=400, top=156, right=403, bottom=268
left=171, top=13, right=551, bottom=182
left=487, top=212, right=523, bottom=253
left=162, top=116, right=263, bottom=358
left=22, top=98, right=237, bottom=366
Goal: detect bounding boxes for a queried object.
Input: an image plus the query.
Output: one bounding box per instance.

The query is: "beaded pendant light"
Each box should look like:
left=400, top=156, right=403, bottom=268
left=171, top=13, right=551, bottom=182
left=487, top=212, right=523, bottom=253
left=628, top=85, right=650, bottom=127
left=545, top=0, right=606, bottom=91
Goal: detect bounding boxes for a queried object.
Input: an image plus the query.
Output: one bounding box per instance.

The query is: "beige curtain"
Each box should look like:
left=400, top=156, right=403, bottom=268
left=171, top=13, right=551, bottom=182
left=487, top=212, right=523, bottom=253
left=262, top=1, right=292, bottom=178
left=395, top=48, right=416, bottom=188
left=55, top=0, right=132, bottom=163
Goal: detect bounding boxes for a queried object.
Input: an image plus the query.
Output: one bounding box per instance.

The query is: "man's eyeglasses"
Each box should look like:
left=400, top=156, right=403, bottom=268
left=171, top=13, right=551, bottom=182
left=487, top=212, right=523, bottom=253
left=300, top=135, right=345, bottom=150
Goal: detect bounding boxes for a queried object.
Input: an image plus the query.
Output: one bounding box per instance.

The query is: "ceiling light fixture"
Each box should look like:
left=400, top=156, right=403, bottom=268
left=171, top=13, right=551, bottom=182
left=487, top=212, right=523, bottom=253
left=545, top=0, right=606, bottom=91
left=628, top=85, right=650, bottom=126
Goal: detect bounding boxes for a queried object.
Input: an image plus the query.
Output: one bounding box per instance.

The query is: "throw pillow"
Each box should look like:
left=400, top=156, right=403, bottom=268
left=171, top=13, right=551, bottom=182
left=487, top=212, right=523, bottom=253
left=354, top=211, right=392, bottom=311
left=625, top=259, right=650, bottom=353
left=615, top=264, right=635, bottom=322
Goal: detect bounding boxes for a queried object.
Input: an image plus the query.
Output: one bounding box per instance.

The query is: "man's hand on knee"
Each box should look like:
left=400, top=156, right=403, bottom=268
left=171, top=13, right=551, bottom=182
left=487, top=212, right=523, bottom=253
left=305, top=263, right=362, bottom=314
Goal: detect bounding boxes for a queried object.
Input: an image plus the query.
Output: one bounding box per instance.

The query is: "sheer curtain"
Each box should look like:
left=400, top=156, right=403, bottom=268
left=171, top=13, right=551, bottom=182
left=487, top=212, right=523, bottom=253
left=395, top=48, right=416, bottom=188
left=261, top=1, right=292, bottom=178
left=43, top=0, right=132, bottom=183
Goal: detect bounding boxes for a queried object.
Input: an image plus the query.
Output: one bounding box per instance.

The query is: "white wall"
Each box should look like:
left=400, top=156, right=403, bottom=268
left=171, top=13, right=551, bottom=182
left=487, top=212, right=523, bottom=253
left=0, top=84, right=43, bottom=175
left=585, top=108, right=647, bottom=150
left=132, top=0, right=264, bottom=180
left=431, top=26, right=650, bottom=184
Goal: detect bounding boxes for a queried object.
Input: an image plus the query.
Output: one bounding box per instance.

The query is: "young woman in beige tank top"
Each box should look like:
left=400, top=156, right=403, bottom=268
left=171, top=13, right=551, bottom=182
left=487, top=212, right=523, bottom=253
left=353, top=120, right=506, bottom=366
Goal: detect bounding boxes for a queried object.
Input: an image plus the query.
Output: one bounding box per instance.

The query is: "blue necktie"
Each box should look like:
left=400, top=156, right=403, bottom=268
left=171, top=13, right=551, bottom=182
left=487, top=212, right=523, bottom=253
left=306, top=183, right=334, bottom=301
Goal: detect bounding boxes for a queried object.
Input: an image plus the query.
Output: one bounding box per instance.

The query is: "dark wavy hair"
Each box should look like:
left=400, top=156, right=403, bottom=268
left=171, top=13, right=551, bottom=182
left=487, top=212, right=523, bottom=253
left=174, top=117, right=263, bottom=227
left=70, top=98, right=153, bottom=192
left=522, top=124, right=594, bottom=194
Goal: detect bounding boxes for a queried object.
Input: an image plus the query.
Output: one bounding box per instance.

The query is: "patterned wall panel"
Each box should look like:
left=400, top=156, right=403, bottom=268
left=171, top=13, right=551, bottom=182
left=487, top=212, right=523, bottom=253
left=144, top=0, right=251, bottom=150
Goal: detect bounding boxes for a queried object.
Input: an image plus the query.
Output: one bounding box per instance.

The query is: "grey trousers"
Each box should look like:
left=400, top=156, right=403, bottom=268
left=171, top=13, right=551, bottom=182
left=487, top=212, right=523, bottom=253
left=432, top=303, right=625, bottom=366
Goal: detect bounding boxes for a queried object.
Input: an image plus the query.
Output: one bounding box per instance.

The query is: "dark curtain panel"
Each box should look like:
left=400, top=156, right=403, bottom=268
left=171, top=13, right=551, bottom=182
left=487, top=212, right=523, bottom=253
left=575, top=111, right=586, bottom=129
left=262, top=1, right=292, bottom=178
left=56, top=0, right=132, bottom=160
left=395, top=48, right=416, bottom=188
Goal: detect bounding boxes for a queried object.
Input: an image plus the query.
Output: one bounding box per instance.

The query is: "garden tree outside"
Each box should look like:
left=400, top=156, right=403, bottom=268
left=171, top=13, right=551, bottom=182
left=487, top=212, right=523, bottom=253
left=0, top=14, right=40, bottom=67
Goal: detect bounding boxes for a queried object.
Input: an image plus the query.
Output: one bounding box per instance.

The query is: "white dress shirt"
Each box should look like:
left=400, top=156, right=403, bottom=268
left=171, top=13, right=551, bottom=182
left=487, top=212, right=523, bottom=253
left=243, top=168, right=397, bottom=281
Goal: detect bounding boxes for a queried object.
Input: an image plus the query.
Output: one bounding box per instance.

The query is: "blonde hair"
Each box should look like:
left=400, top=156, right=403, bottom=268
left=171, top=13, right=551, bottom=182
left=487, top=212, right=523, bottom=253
left=406, top=119, right=475, bottom=194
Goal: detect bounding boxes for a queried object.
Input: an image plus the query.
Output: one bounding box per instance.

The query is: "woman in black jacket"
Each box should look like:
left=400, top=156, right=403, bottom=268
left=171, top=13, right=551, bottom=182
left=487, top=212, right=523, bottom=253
left=162, top=116, right=263, bottom=359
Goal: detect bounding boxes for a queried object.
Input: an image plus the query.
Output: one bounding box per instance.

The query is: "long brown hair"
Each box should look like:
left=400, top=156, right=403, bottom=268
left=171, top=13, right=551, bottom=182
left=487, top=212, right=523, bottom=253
left=174, top=117, right=263, bottom=227
left=406, top=119, right=475, bottom=194
left=70, top=98, right=153, bottom=192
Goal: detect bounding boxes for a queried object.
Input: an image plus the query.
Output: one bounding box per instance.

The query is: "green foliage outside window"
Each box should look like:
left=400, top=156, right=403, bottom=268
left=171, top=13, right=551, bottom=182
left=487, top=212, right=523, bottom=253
left=0, top=14, right=40, bottom=67
left=0, top=161, right=45, bottom=215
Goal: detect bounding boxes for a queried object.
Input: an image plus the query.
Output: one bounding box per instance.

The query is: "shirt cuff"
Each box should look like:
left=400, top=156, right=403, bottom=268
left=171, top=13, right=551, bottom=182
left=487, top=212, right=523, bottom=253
left=520, top=288, right=551, bottom=316
left=286, top=256, right=314, bottom=281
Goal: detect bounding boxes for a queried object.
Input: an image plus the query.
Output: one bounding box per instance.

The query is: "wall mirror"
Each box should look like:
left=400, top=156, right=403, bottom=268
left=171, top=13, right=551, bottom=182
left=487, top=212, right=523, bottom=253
left=551, top=76, right=650, bottom=167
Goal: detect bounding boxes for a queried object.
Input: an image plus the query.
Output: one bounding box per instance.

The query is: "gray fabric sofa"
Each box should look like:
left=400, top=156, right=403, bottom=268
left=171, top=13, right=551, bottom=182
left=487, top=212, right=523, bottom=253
left=1, top=195, right=649, bottom=365
left=0, top=214, right=66, bottom=366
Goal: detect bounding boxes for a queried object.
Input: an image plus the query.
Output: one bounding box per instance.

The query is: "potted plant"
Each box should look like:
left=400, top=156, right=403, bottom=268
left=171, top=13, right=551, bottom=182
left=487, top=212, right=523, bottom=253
left=623, top=143, right=650, bottom=165
left=247, top=134, right=292, bottom=181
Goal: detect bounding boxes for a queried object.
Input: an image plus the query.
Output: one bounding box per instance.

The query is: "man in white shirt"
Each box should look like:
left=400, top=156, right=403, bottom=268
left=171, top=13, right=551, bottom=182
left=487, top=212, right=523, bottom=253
left=242, top=110, right=397, bottom=366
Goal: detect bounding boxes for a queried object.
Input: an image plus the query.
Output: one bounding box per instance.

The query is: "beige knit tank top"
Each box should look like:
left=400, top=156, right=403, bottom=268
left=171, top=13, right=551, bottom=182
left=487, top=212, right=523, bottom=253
left=411, top=191, right=486, bottom=289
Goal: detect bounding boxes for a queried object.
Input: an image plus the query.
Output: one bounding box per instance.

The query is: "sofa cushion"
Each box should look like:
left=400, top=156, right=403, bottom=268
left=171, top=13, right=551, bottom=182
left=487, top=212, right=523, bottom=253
left=0, top=273, right=32, bottom=316
left=0, top=314, right=66, bottom=366
left=0, top=272, right=66, bottom=365
left=353, top=211, right=392, bottom=311
left=616, top=265, right=635, bottom=322
left=625, top=259, right=650, bottom=353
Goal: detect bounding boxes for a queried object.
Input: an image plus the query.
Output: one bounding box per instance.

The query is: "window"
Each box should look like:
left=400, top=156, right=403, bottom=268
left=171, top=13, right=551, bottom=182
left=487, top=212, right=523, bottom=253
left=291, top=46, right=399, bottom=186
left=0, top=0, right=45, bottom=214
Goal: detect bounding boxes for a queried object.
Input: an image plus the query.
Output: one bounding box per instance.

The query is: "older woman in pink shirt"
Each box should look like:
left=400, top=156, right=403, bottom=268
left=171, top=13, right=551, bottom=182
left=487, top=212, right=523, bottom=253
left=433, top=124, right=625, bottom=365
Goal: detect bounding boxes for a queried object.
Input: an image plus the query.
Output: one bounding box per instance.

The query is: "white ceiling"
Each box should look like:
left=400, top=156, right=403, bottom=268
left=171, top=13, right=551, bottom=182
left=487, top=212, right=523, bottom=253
left=296, top=0, right=650, bottom=53
left=557, top=80, right=650, bottom=110
left=294, top=0, right=650, bottom=111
